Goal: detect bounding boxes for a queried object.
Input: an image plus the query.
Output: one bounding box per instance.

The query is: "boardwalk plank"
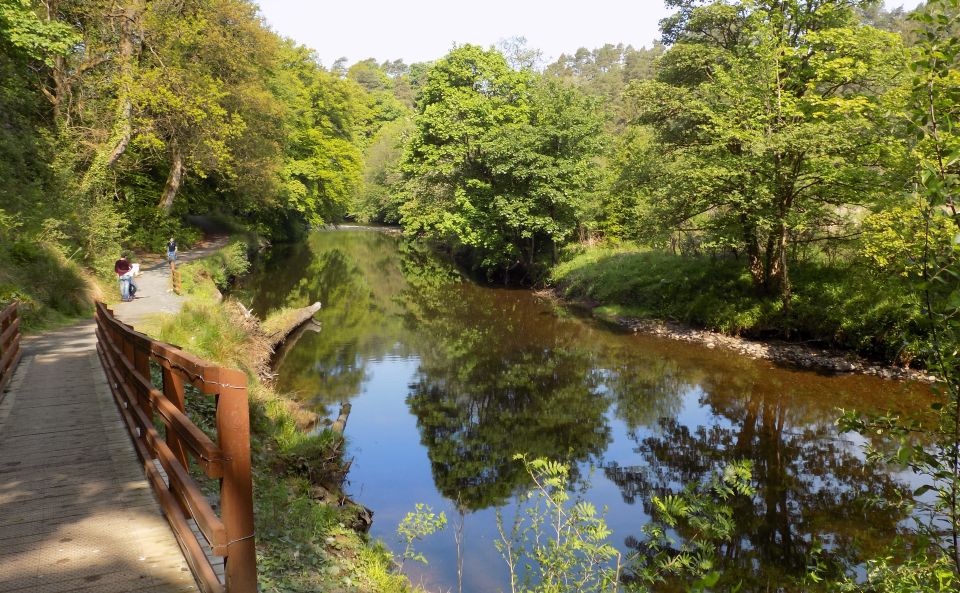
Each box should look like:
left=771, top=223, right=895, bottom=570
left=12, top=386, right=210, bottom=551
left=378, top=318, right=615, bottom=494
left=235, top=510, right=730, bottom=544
left=0, top=323, right=199, bottom=593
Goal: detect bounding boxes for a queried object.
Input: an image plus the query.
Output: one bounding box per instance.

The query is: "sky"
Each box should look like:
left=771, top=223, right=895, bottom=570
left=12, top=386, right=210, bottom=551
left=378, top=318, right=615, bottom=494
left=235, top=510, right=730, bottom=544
left=254, top=0, right=927, bottom=68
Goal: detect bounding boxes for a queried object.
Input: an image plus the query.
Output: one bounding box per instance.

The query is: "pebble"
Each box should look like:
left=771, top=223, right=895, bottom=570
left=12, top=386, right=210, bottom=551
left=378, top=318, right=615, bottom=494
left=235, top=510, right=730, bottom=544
left=617, top=317, right=932, bottom=383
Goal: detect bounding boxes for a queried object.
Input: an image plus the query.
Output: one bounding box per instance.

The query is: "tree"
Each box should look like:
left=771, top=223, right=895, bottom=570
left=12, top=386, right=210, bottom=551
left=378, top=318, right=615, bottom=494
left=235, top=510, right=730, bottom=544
left=624, top=0, right=910, bottom=303
left=400, top=45, right=604, bottom=280
left=272, top=45, right=364, bottom=227
left=544, top=43, right=665, bottom=129
left=840, top=0, right=960, bottom=580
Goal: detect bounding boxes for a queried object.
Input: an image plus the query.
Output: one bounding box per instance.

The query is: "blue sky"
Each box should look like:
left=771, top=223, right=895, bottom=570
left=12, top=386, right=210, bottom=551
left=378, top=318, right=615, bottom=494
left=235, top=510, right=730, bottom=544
left=254, top=0, right=926, bottom=67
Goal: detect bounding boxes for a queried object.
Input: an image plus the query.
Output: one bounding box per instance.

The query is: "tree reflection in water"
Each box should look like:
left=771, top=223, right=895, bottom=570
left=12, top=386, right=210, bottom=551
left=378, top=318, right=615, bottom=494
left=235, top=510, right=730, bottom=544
left=240, top=230, right=924, bottom=593
left=606, top=374, right=914, bottom=591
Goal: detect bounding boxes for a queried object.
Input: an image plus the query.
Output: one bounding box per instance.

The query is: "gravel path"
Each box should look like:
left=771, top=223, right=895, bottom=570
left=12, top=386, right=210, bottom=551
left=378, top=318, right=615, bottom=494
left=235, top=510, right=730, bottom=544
left=112, top=236, right=228, bottom=327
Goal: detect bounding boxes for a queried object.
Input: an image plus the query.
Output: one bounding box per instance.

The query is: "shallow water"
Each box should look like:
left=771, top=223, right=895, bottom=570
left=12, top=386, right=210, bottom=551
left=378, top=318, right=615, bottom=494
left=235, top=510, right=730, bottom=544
left=238, top=230, right=929, bottom=592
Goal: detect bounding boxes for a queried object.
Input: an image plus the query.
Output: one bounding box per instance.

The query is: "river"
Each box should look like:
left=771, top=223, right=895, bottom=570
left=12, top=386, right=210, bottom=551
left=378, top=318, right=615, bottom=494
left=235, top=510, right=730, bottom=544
left=237, top=229, right=929, bottom=593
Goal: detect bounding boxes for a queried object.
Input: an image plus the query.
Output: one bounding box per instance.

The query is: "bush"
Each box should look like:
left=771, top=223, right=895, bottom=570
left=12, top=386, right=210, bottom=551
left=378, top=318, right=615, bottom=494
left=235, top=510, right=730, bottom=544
left=179, top=241, right=251, bottom=295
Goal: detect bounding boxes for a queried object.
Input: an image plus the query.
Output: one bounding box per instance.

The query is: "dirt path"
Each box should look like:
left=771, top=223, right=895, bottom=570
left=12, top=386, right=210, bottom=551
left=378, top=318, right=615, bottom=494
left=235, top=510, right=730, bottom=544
left=112, top=236, right=228, bottom=327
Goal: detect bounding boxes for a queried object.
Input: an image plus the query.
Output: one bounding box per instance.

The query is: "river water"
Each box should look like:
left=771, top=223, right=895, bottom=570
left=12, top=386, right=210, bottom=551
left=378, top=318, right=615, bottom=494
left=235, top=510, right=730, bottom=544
left=238, top=230, right=929, bottom=592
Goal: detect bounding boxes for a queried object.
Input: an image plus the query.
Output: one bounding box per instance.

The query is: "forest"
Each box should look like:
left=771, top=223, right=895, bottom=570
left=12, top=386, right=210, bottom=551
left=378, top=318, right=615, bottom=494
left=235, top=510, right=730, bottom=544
left=2, top=0, right=960, bottom=590
left=0, top=0, right=955, bottom=361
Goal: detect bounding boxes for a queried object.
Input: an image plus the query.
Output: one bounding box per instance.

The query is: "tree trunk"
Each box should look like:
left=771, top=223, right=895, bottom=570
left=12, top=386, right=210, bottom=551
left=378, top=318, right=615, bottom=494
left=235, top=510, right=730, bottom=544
left=767, top=224, right=791, bottom=310
left=331, top=402, right=352, bottom=434
left=266, top=302, right=322, bottom=351
left=105, top=0, right=137, bottom=168
left=158, top=147, right=184, bottom=212
left=78, top=0, right=140, bottom=196
left=743, top=217, right=766, bottom=292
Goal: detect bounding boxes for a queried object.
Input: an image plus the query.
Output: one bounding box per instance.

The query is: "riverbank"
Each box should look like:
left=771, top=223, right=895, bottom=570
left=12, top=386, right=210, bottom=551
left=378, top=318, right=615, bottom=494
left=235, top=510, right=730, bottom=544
left=549, top=244, right=934, bottom=382
left=138, top=240, right=416, bottom=593
left=0, top=238, right=106, bottom=333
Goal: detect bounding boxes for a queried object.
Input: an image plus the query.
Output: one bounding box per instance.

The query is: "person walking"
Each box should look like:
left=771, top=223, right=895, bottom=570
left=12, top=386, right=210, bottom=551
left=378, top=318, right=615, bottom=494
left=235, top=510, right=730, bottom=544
left=166, top=237, right=178, bottom=271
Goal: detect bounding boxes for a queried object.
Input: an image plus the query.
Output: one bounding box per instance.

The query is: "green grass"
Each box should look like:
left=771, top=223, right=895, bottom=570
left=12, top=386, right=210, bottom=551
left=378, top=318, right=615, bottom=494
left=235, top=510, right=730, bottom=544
left=551, top=244, right=925, bottom=364
left=142, top=268, right=415, bottom=593
left=178, top=240, right=252, bottom=299
left=0, top=239, right=105, bottom=332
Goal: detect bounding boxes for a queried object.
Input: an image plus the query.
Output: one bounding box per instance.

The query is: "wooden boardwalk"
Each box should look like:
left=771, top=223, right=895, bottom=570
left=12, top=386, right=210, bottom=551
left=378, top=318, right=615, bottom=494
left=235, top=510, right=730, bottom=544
left=0, top=322, right=199, bottom=593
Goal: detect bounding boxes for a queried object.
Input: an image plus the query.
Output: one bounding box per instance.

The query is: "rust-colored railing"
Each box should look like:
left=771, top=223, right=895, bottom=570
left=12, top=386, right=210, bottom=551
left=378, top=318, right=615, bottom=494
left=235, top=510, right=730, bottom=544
left=0, top=301, right=22, bottom=394
left=172, top=263, right=183, bottom=295
left=94, top=302, right=256, bottom=593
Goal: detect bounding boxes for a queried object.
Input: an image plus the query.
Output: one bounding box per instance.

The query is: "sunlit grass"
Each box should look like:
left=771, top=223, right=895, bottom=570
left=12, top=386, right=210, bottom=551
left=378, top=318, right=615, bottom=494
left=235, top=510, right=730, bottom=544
left=552, top=243, right=925, bottom=363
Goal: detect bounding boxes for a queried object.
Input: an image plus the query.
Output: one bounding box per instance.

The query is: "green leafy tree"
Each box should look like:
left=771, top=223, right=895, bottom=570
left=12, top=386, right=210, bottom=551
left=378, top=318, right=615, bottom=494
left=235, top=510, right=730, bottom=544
left=273, top=44, right=364, bottom=226
left=624, top=0, right=910, bottom=302
left=400, top=45, right=604, bottom=280
left=839, top=0, right=960, bottom=580
left=0, top=0, right=77, bottom=62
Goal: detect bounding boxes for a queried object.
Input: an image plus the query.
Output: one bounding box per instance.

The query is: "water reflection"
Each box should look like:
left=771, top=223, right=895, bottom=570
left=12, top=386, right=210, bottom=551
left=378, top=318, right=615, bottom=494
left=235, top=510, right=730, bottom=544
left=402, top=284, right=612, bottom=509
left=239, top=230, right=928, bottom=593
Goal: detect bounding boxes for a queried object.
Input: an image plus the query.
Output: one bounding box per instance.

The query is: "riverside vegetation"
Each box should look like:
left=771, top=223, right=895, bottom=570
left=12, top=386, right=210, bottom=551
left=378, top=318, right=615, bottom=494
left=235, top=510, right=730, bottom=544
left=141, top=240, right=414, bottom=592
left=1, top=0, right=960, bottom=590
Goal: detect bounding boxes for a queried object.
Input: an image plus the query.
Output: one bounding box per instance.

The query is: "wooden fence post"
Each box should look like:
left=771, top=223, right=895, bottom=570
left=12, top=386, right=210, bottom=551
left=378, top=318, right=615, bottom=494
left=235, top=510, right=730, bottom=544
left=214, top=367, right=257, bottom=593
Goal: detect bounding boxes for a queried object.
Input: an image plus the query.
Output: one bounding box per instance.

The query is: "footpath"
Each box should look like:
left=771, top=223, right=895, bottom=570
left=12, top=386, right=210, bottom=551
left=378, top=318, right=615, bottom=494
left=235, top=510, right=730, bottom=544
left=0, top=236, right=226, bottom=593
left=117, top=236, right=228, bottom=326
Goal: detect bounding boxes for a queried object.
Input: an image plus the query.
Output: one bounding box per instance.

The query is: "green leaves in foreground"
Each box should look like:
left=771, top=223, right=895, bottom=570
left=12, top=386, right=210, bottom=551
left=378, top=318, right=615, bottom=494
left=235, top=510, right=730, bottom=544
left=396, top=457, right=755, bottom=592
left=631, top=460, right=755, bottom=592
left=495, top=455, right=754, bottom=593
left=396, top=503, right=447, bottom=568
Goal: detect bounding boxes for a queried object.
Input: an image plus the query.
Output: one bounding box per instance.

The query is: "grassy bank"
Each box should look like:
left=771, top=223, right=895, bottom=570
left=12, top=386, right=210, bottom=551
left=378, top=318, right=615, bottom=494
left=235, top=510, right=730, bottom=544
left=0, top=237, right=108, bottom=332
left=143, top=246, right=415, bottom=593
left=550, top=244, right=926, bottom=365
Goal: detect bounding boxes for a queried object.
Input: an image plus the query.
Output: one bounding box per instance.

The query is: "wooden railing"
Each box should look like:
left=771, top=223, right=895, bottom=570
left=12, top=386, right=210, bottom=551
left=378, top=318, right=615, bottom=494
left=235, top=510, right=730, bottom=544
left=172, top=262, right=182, bottom=295
left=0, top=301, right=22, bottom=394
left=94, top=302, right=256, bottom=593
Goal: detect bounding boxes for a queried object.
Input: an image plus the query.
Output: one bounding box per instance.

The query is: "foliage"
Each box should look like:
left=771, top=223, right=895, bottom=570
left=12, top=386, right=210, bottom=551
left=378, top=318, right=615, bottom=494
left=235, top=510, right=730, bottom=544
left=859, top=201, right=957, bottom=277
left=544, top=43, right=665, bottom=130
left=276, top=44, right=366, bottom=226
left=180, top=241, right=251, bottom=294
left=0, top=235, right=99, bottom=331
left=400, top=45, right=605, bottom=280
left=397, top=504, right=447, bottom=568
left=629, top=460, right=755, bottom=590
left=622, top=0, right=910, bottom=300
left=838, top=0, right=960, bottom=580
left=495, top=455, right=621, bottom=593
left=0, top=0, right=78, bottom=62
left=829, top=553, right=956, bottom=592
left=486, top=456, right=754, bottom=593
left=353, top=117, right=413, bottom=223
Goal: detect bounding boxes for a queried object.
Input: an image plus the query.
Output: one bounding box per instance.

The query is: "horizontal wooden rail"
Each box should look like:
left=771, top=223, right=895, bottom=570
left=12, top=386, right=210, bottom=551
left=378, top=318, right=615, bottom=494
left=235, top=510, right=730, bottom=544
left=94, top=302, right=256, bottom=593
left=0, top=301, right=23, bottom=395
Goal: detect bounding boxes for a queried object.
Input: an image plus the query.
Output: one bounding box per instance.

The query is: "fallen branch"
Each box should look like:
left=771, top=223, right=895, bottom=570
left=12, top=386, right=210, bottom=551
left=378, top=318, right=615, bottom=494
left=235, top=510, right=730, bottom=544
left=267, top=301, right=322, bottom=350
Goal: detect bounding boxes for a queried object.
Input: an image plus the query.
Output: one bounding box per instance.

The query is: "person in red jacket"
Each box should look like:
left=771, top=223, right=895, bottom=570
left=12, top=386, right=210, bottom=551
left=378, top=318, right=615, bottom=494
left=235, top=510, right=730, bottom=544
left=114, top=253, right=137, bottom=301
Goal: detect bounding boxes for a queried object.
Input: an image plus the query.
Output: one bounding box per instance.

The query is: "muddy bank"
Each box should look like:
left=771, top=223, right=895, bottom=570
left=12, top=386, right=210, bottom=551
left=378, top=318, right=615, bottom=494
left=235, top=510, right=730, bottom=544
left=540, top=290, right=936, bottom=383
